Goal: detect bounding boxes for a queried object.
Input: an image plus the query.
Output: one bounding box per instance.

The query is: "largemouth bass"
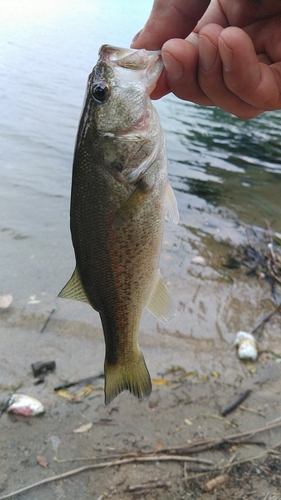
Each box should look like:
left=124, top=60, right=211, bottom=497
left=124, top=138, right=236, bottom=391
left=59, top=45, right=179, bottom=405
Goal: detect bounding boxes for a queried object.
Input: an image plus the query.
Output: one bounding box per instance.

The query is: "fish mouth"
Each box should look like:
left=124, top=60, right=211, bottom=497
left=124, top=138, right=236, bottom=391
left=98, top=44, right=163, bottom=95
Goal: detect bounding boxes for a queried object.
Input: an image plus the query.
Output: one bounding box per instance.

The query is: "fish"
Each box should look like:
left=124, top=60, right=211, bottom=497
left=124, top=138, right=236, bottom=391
left=7, top=394, right=45, bottom=416
left=59, top=45, right=179, bottom=405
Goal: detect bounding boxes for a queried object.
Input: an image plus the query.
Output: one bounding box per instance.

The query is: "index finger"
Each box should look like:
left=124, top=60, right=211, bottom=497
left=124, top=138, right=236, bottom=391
left=131, top=0, right=210, bottom=50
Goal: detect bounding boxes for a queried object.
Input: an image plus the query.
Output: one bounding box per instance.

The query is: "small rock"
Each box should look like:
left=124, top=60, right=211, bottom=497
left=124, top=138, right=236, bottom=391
left=31, top=360, right=56, bottom=377
left=191, top=256, right=205, bottom=265
left=0, top=294, right=13, bottom=309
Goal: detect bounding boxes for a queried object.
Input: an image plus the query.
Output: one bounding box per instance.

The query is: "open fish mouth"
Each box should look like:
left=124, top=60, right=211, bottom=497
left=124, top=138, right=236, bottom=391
left=98, top=44, right=163, bottom=94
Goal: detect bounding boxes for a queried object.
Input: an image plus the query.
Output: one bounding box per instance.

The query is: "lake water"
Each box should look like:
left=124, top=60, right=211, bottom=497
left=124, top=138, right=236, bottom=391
left=1, top=0, right=280, bottom=356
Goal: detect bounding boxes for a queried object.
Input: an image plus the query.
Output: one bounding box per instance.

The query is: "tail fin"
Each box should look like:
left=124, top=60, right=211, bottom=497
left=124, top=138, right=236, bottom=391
left=104, top=351, right=152, bottom=405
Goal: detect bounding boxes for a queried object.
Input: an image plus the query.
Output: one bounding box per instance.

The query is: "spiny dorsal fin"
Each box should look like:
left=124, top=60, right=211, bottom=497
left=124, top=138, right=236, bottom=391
left=146, top=269, right=174, bottom=322
left=165, top=182, right=179, bottom=225
left=58, top=267, right=90, bottom=304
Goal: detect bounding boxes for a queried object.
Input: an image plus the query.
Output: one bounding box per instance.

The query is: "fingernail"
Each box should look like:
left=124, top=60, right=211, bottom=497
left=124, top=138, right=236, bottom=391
left=186, top=32, right=199, bottom=49
left=199, top=35, right=217, bottom=72
left=131, top=30, right=142, bottom=43
left=218, top=38, right=233, bottom=71
left=162, top=52, right=184, bottom=81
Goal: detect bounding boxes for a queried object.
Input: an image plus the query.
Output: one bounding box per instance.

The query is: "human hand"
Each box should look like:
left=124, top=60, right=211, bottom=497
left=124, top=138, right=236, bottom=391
left=131, top=0, right=281, bottom=119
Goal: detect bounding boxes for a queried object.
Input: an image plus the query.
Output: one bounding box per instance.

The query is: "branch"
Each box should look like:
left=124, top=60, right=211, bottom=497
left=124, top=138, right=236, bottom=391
left=0, top=455, right=214, bottom=500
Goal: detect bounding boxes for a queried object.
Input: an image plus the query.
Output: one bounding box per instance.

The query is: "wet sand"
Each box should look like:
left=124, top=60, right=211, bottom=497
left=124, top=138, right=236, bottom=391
left=1, top=219, right=281, bottom=499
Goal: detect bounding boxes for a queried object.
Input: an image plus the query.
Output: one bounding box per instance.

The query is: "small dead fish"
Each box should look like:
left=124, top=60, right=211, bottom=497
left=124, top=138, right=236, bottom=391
left=7, top=394, right=45, bottom=416
left=59, top=45, right=179, bottom=405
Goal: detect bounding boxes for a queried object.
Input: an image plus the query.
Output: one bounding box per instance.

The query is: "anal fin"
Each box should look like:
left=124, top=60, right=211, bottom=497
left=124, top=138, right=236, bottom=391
left=58, top=267, right=90, bottom=304
left=146, top=269, right=174, bottom=322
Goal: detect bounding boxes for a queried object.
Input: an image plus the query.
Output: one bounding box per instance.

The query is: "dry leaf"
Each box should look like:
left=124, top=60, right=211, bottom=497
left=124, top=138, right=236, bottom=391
left=181, top=371, right=198, bottom=379
left=57, top=389, right=78, bottom=401
left=157, top=440, right=163, bottom=451
left=57, top=385, right=93, bottom=402
left=75, top=385, right=93, bottom=398
left=151, top=379, right=167, bottom=386
left=36, top=455, right=48, bottom=469
left=73, top=422, right=93, bottom=434
left=247, top=366, right=257, bottom=374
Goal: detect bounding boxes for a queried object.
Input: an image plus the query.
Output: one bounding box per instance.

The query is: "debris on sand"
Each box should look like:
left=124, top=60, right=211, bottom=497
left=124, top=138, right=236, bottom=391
left=204, top=474, right=229, bottom=492
left=36, top=455, right=48, bottom=469
left=224, top=225, right=281, bottom=293
left=31, top=360, right=56, bottom=378
left=7, top=394, right=44, bottom=416
left=0, top=295, right=13, bottom=309
left=234, top=331, right=258, bottom=361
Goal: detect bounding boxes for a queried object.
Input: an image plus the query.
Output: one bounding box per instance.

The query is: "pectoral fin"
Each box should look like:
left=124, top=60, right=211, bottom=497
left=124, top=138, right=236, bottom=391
left=113, top=179, right=154, bottom=228
left=146, top=269, right=174, bottom=322
left=58, top=267, right=90, bottom=304
left=165, top=182, right=179, bottom=224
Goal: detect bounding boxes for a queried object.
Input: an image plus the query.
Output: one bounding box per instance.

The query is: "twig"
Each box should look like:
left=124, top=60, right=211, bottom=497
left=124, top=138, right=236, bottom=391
left=251, top=305, right=281, bottom=335
left=160, top=421, right=281, bottom=455
left=195, top=412, right=236, bottom=427
left=239, top=405, right=265, bottom=417
left=54, top=453, right=213, bottom=465
left=127, top=480, right=171, bottom=492
left=54, top=373, right=104, bottom=392
left=266, top=416, right=281, bottom=426
left=0, top=455, right=214, bottom=499
left=221, top=389, right=251, bottom=416
left=224, top=440, right=281, bottom=470
left=54, top=455, right=99, bottom=463
left=226, top=421, right=281, bottom=439
left=40, top=305, right=57, bottom=333
left=186, top=440, right=281, bottom=482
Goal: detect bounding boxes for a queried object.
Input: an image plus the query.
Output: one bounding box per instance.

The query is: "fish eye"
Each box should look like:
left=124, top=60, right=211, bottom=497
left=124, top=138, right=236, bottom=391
left=91, top=82, right=110, bottom=103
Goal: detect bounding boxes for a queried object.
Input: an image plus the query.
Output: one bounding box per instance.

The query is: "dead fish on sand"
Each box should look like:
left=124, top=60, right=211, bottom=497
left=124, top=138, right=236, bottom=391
left=7, top=394, right=45, bottom=416
left=59, top=45, right=179, bottom=404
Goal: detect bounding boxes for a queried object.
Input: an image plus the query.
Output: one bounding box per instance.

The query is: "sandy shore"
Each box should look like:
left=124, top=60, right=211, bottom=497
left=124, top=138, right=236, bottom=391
left=1, top=242, right=281, bottom=499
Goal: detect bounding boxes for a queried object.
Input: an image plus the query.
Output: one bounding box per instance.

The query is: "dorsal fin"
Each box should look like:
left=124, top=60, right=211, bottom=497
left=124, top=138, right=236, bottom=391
left=58, top=267, right=90, bottom=304
left=146, top=269, right=174, bottom=322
